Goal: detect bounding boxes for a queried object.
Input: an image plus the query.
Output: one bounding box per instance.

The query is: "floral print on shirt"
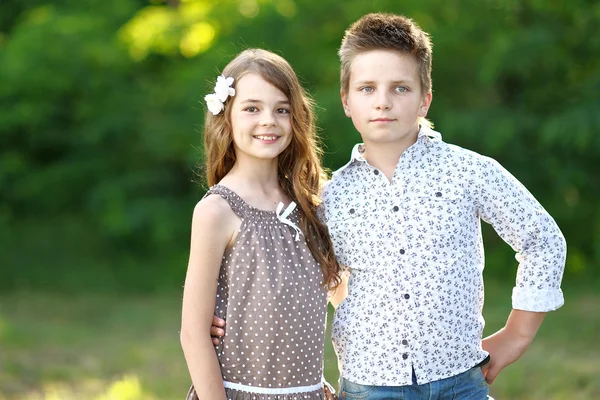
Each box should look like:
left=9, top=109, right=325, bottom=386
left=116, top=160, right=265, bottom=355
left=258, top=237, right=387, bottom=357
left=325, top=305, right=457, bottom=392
left=320, top=126, right=566, bottom=386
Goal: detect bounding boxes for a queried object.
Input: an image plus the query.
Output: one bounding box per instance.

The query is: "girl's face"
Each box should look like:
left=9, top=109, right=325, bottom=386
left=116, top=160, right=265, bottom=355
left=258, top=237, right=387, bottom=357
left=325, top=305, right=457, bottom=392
left=229, top=73, right=293, bottom=163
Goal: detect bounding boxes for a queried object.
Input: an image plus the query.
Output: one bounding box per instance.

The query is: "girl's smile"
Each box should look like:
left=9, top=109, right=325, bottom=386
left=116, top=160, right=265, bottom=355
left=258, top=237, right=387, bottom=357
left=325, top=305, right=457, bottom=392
left=253, top=134, right=281, bottom=143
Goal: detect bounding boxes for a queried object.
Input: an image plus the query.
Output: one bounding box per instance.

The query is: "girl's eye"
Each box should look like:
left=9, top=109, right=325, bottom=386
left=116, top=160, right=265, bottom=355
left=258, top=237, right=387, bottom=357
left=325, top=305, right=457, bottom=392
left=395, top=86, right=408, bottom=93
left=277, top=108, right=290, bottom=114
left=245, top=106, right=259, bottom=112
left=360, top=86, right=374, bottom=93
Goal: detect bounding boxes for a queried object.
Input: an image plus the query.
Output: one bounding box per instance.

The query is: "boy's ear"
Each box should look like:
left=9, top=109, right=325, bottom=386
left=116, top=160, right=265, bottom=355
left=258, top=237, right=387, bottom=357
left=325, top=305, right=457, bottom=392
left=418, top=91, right=433, bottom=118
left=341, top=90, right=351, bottom=118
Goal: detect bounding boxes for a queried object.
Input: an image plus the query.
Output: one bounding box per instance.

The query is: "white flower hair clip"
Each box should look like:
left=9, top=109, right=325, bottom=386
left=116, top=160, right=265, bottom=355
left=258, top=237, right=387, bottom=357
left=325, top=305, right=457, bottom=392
left=204, top=76, right=235, bottom=115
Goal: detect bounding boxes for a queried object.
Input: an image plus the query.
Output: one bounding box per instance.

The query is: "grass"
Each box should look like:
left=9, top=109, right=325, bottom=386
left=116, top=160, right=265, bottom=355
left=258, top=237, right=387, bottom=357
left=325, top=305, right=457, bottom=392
left=0, top=281, right=598, bottom=399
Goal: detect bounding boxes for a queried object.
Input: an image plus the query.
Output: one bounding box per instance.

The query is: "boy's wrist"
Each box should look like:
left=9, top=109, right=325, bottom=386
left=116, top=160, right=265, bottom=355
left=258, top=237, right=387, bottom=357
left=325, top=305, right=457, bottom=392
left=504, top=309, right=546, bottom=343
left=500, top=326, right=535, bottom=347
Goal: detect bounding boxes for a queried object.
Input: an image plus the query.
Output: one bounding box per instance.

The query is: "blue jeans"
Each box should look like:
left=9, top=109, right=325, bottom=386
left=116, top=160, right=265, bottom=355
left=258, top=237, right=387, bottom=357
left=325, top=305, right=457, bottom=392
left=339, top=367, right=491, bottom=400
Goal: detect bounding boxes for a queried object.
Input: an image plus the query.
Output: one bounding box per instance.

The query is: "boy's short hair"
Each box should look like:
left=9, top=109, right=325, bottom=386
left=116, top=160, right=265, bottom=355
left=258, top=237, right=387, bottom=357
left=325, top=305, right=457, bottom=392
left=339, top=13, right=433, bottom=95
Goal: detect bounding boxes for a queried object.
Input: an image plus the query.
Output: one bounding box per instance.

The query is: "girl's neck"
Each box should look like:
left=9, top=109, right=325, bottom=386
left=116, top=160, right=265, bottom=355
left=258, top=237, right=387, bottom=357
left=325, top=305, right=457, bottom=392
left=228, top=156, right=279, bottom=186
left=219, top=157, right=288, bottom=210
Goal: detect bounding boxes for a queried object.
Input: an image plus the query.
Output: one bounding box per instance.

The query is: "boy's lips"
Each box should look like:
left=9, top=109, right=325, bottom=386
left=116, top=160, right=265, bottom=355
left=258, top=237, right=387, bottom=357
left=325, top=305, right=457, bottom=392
left=371, top=118, right=396, bottom=122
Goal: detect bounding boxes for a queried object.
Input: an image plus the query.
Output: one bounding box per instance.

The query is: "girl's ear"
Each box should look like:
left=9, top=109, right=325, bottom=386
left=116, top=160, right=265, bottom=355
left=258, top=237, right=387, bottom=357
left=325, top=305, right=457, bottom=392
left=341, top=90, right=351, bottom=118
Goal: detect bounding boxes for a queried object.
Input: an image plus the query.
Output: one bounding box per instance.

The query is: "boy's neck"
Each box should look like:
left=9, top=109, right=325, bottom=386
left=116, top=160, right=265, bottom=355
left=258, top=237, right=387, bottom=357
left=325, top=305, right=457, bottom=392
left=362, top=136, right=418, bottom=181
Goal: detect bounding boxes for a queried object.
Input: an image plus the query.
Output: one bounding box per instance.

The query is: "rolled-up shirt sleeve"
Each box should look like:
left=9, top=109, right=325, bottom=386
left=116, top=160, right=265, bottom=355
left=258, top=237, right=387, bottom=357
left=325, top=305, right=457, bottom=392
left=475, top=156, right=566, bottom=312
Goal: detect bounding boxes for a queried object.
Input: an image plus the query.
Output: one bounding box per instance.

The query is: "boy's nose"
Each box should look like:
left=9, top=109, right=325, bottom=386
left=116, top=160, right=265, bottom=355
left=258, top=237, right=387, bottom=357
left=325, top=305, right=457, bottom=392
left=375, top=94, right=392, bottom=110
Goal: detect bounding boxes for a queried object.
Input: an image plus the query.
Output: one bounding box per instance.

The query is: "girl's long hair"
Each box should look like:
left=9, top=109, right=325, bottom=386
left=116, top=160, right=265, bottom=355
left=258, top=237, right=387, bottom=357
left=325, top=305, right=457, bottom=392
left=202, top=48, right=340, bottom=289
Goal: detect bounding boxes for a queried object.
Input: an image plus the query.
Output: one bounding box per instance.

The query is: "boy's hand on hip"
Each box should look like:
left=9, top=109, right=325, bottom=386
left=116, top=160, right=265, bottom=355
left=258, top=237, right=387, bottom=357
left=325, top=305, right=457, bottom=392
left=481, top=309, right=546, bottom=384
left=481, top=328, right=530, bottom=384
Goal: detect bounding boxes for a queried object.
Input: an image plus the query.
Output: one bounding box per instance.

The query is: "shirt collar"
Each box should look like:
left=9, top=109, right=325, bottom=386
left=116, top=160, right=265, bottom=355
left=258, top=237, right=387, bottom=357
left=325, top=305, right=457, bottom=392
left=349, top=125, right=443, bottom=165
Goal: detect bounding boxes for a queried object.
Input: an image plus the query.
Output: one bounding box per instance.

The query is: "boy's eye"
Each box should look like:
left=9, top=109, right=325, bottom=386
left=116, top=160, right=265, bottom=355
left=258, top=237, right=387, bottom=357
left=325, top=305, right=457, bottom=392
left=360, top=86, right=374, bottom=93
left=395, top=86, right=408, bottom=93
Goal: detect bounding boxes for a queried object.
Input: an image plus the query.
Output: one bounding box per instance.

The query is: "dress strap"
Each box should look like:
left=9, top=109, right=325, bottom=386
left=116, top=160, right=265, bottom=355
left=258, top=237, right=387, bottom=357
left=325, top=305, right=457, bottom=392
left=202, top=185, right=250, bottom=219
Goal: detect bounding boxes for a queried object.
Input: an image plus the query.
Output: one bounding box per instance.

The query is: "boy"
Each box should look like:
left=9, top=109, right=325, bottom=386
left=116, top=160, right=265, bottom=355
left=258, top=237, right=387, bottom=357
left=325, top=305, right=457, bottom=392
left=323, top=12, right=566, bottom=399
left=211, top=12, right=566, bottom=399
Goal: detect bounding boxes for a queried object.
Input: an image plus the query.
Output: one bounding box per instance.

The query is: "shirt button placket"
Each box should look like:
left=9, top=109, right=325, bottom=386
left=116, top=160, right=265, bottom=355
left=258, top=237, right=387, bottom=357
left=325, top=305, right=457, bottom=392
left=388, top=180, right=413, bottom=379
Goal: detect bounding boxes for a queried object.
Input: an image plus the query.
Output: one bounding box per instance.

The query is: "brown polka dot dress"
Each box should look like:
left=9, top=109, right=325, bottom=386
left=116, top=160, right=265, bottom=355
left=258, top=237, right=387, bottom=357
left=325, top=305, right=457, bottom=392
left=186, top=185, right=328, bottom=400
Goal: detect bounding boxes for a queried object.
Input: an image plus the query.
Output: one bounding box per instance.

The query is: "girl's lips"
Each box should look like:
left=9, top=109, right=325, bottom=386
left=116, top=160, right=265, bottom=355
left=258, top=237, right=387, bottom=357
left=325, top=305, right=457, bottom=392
left=254, top=135, right=280, bottom=142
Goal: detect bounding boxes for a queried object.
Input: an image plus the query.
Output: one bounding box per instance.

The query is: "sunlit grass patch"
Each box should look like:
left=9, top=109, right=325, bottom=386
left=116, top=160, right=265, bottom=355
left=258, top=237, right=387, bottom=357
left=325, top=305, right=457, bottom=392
left=0, top=293, right=188, bottom=399
left=12, top=375, right=154, bottom=400
left=1, top=281, right=599, bottom=399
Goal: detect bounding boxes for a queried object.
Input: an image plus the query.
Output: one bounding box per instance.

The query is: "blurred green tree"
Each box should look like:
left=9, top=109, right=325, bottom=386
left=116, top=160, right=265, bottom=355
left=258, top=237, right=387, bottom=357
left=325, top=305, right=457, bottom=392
left=1, top=0, right=598, bottom=291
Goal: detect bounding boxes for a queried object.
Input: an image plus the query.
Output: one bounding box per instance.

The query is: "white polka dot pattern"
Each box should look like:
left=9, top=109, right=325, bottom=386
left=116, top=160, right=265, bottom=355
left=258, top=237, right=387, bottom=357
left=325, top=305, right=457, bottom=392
left=320, top=126, right=566, bottom=386
left=187, top=185, right=328, bottom=400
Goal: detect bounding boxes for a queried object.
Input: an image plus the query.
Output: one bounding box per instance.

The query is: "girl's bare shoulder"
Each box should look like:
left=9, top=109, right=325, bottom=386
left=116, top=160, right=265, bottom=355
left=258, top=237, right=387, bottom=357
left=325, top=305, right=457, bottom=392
left=191, top=194, right=239, bottom=234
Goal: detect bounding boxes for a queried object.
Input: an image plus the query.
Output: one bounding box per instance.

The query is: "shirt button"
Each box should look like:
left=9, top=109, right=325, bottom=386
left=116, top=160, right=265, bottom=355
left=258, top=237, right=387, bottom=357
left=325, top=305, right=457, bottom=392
left=404, top=293, right=410, bottom=299
left=402, top=339, right=408, bottom=346
left=399, top=249, right=405, bottom=255
left=435, top=191, right=442, bottom=197
left=349, top=208, right=355, bottom=214
left=393, top=206, right=399, bottom=212
left=402, top=353, right=409, bottom=360
left=374, top=170, right=380, bottom=175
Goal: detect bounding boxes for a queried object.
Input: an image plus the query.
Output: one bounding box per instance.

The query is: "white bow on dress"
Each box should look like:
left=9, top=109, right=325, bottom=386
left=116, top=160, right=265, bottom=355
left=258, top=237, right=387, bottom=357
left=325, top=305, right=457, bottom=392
left=276, top=201, right=303, bottom=241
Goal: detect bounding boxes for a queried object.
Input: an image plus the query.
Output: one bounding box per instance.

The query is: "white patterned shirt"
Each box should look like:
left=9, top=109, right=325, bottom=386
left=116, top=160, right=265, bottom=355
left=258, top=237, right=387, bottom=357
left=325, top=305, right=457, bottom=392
left=320, top=125, right=566, bottom=386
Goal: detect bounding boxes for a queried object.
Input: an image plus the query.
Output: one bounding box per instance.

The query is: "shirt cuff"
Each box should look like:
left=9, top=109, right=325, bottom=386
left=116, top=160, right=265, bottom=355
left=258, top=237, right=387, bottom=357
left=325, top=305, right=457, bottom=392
left=512, top=287, right=565, bottom=312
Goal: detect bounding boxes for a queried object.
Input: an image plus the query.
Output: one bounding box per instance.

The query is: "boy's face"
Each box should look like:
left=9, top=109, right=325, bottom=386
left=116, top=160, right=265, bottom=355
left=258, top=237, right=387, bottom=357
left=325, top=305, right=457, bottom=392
left=341, top=50, right=432, bottom=148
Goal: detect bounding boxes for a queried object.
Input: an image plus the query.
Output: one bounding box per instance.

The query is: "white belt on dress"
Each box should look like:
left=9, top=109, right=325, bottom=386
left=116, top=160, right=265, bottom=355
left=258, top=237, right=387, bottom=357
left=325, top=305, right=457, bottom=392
left=223, top=380, right=322, bottom=394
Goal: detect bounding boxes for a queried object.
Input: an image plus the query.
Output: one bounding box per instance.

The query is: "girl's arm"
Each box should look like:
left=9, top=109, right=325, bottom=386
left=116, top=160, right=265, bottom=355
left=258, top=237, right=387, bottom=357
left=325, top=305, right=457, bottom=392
left=180, top=195, right=238, bottom=400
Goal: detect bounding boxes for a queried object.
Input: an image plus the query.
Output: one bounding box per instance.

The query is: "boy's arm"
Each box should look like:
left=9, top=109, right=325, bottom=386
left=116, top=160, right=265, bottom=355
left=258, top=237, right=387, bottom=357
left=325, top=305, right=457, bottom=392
left=481, top=310, right=545, bottom=384
left=328, top=269, right=349, bottom=308
left=476, top=156, right=566, bottom=311
left=475, top=157, right=566, bottom=383
left=318, top=192, right=351, bottom=309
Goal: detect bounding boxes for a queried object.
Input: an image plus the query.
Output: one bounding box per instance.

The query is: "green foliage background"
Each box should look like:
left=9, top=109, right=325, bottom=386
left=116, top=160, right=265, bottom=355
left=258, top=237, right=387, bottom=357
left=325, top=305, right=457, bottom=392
left=1, top=0, right=599, bottom=292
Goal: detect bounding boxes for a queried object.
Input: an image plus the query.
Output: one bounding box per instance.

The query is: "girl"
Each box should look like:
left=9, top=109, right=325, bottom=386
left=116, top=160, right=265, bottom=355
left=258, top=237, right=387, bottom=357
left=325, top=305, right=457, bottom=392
left=180, top=48, right=340, bottom=400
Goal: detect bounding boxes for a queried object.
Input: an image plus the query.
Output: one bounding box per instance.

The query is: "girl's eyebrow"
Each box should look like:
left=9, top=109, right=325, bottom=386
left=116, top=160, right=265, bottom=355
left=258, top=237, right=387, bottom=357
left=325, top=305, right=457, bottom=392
left=239, top=99, right=290, bottom=105
left=240, top=99, right=262, bottom=104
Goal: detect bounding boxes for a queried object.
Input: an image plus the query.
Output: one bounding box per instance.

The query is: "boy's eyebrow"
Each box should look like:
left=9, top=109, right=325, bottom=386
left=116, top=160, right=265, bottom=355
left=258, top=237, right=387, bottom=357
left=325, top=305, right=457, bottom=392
left=353, top=79, right=416, bottom=85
